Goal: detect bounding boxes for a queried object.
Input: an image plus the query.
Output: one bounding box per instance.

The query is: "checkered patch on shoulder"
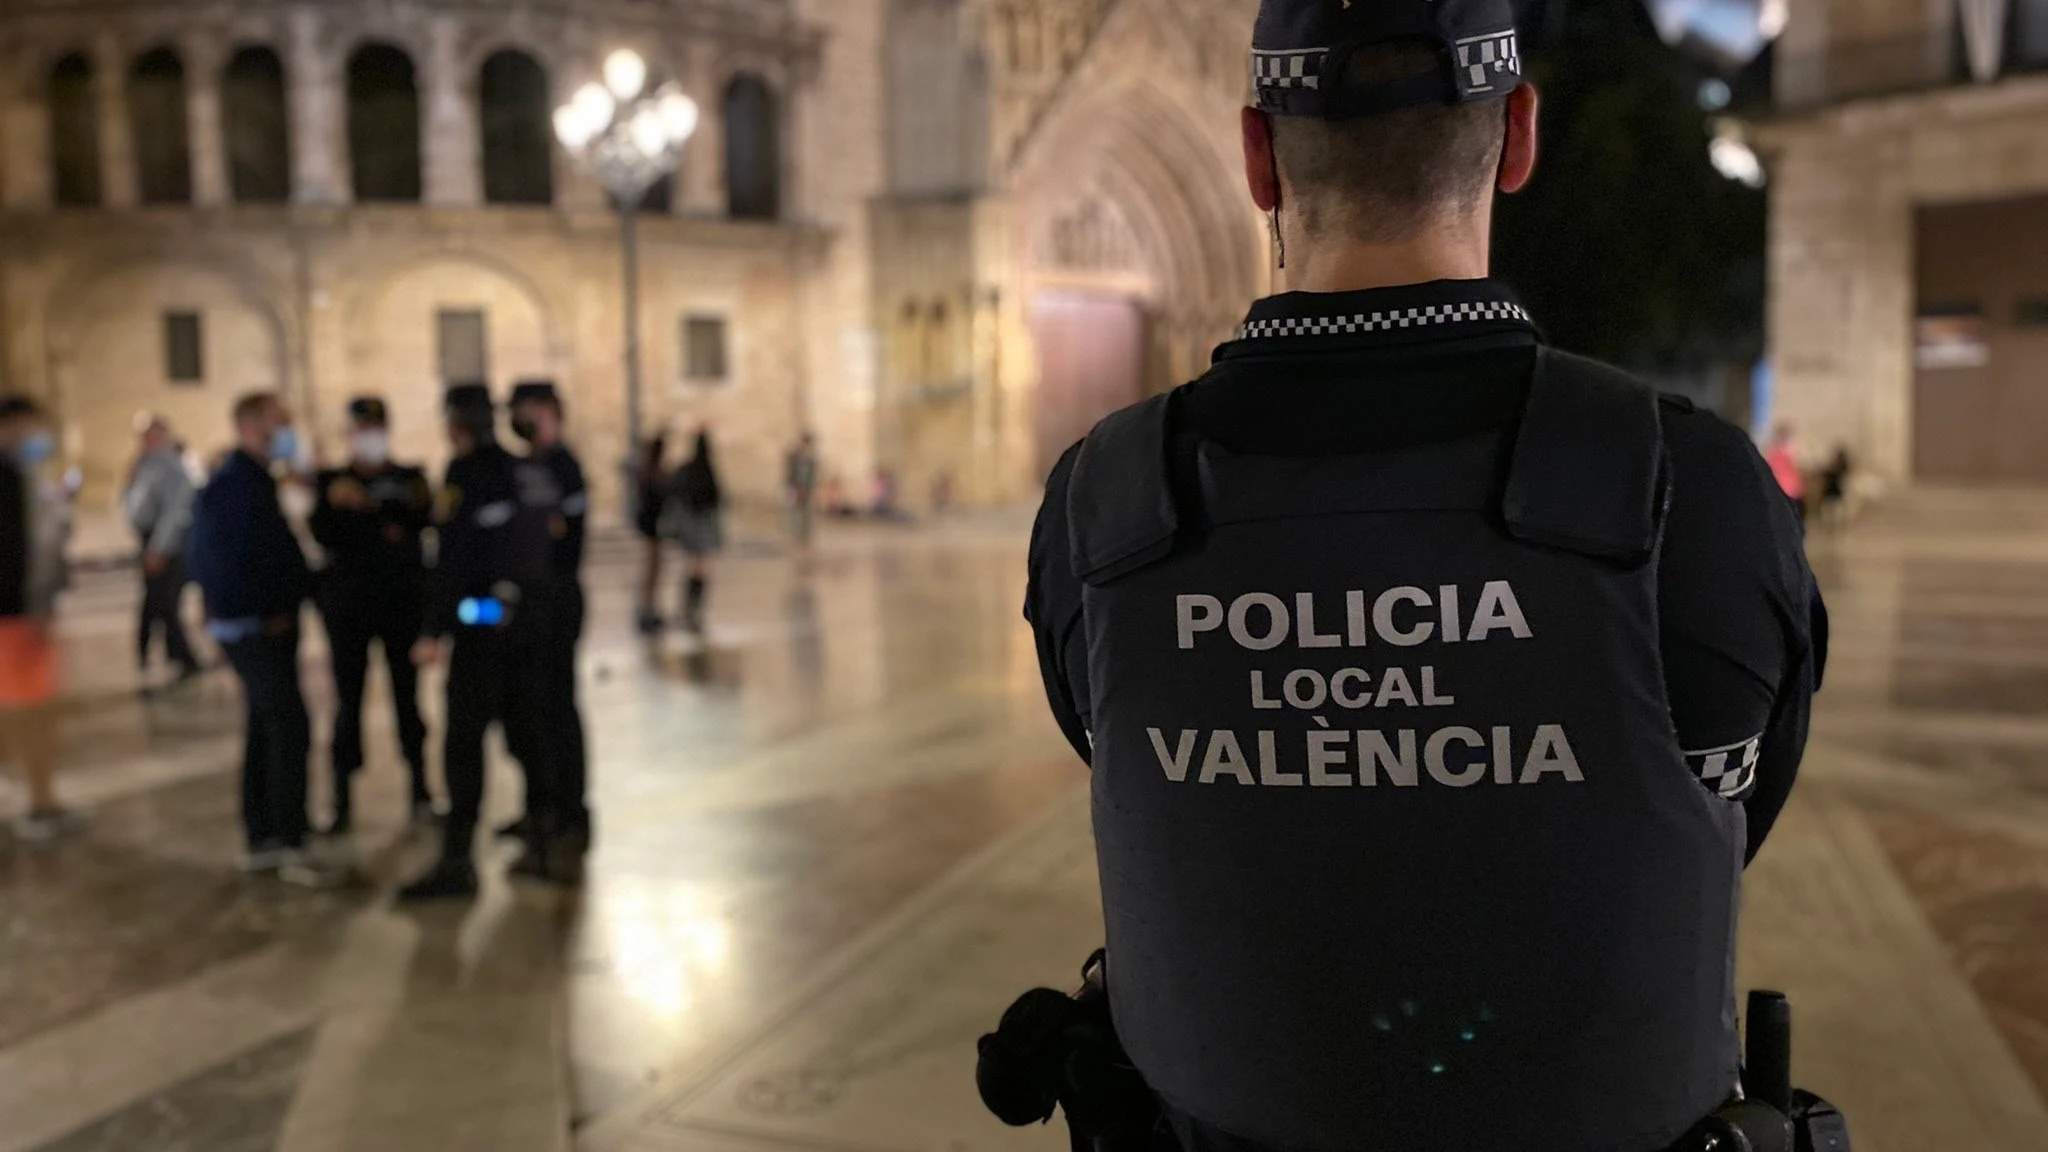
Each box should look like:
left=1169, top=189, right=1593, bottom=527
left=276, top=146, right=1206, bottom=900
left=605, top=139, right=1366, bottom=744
left=1685, top=735, right=1763, bottom=801
left=1234, top=301, right=1531, bottom=341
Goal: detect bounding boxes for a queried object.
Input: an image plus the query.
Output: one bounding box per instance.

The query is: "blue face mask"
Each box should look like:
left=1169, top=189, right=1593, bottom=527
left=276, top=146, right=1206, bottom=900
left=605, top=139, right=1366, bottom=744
left=14, top=431, right=55, bottom=467
left=268, top=427, right=299, bottom=463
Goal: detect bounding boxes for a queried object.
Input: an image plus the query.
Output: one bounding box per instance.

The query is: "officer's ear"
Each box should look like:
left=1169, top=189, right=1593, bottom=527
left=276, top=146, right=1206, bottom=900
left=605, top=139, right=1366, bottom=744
left=1497, top=83, right=1540, bottom=195
left=1241, top=106, right=1281, bottom=213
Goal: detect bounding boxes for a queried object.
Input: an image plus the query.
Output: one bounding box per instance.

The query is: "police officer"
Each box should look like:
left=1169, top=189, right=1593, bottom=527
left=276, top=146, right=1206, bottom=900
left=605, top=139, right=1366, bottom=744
left=399, top=384, right=559, bottom=901
left=493, top=380, right=590, bottom=878
left=308, top=397, right=435, bottom=833
left=1021, top=3, right=1828, bottom=1150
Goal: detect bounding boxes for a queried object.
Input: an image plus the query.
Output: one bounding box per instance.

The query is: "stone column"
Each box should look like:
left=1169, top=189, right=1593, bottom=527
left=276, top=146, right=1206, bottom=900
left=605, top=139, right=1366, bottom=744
left=185, top=43, right=228, bottom=206
left=424, top=17, right=480, bottom=207
left=288, top=9, right=347, bottom=204
left=681, top=45, right=726, bottom=216
left=94, top=38, right=137, bottom=207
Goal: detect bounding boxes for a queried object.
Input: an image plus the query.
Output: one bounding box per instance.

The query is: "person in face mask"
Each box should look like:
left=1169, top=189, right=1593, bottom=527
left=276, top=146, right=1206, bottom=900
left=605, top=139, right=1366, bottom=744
left=185, top=392, right=338, bottom=887
left=0, top=396, right=78, bottom=841
left=308, top=397, right=437, bottom=834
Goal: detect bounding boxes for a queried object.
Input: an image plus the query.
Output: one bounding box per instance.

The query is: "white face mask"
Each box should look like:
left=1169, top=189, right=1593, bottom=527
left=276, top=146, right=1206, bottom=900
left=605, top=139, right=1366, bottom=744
left=350, top=430, right=390, bottom=467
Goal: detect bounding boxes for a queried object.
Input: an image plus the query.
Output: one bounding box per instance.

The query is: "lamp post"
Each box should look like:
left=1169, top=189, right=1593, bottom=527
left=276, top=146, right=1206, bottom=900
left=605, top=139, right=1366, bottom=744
left=553, top=49, right=700, bottom=456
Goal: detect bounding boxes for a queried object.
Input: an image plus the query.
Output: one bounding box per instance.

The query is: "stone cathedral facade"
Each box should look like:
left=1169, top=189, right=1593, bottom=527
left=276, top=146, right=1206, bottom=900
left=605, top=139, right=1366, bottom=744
left=0, top=0, right=1272, bottom=514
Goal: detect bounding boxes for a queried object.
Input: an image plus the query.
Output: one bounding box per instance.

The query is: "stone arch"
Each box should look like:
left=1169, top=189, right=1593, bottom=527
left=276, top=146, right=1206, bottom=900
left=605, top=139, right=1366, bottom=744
left=1009, top=73, right=1265, bottom=475
left=41, top=253, right=294, bottom=508
left=344, top=253, right=566, bottom=470
left=479, top=48, right=553, bottom=205
left=347, top=41, right=423, bottom=202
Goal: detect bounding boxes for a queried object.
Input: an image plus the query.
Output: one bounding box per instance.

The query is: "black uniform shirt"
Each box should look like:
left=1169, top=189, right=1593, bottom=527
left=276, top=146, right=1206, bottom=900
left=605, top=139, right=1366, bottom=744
left=309, top=462, right=432, bottom=594
left=1025, top=278, right=1826, bottom=861
left=427, top=442, right=558, bottom=639
left=533, top=443, right=588, bottom=578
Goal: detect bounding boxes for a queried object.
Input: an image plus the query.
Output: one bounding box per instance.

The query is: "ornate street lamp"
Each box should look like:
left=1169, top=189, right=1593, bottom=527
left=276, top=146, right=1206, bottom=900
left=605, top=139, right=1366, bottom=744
left=554, top=49, right=700, bottom=455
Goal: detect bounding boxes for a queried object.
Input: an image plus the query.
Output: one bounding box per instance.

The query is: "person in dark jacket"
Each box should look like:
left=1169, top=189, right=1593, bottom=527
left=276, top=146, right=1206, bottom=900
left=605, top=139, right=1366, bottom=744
left=308, top=396, right=436, bottom=833
left=187, top=392, right=336, bottom=886
left=664, top=428, right=724, bottom=634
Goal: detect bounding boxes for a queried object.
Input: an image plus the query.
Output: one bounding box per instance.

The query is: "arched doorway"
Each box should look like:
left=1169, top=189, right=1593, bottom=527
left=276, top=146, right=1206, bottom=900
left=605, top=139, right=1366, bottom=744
left=1011, top=79, right=1265, bottom=479
left=49, top=53, right=100, bottom=207
left=348, top=43, right=422, bottom=202
left=223, top=46, right=290, bottom=203
left=480, top=49, right=553, bottom=206
left=724, top=74, right=781, bottom=220
left=128, top=47, right=193, bottom=204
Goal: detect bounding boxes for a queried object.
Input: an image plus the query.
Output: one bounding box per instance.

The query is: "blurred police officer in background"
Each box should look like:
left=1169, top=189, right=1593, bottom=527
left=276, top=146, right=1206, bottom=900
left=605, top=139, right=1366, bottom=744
left=496, top=380, right=591, bottom=879
left=1022, top=1, right=1827, bottom=1149
left=309, top=397, right=436, bottom=834
left=399, top=384, right=560, bottom=901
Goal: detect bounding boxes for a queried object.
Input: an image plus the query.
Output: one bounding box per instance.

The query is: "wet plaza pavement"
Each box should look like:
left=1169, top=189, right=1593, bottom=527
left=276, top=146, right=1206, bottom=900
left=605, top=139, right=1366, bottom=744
left=3, top=502, right=2048, bottom=1152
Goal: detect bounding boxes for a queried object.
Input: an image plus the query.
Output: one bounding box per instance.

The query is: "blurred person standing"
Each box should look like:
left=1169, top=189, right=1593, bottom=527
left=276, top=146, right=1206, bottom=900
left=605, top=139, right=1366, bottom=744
left=633, top=432, right=670, bottom=634
left=187, top=393, right=336, bottom=885
left=0, top=396, right=78, bottom=841
left=400, top=384, right=560, bottom=901
left=664, top=429, right=724, bottom=635
left=499, top=380, right=590, bottom=876
left=308, top=397, right=436, bottom=834
left=123, top=415, right=202, bottom=683
left=784, top=432, right=819, bottom=552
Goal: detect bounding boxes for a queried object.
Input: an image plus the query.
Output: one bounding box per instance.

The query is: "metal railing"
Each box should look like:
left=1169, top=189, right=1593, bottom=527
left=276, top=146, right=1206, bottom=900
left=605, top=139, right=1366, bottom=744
left=1772, top=29, right=2048, bottom=111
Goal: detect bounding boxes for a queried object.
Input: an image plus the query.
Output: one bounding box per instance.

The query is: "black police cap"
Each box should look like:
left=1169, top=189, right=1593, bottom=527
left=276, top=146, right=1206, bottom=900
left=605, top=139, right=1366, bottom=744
left=347, top=396, right=389, bottom=426
left=509, top=380, right=560, bottom=408
left=1252, top=0, right=1521, bottom=120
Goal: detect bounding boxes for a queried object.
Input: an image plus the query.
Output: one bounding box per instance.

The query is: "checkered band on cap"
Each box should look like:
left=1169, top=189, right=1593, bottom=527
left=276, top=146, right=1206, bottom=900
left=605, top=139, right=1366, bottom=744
left=1251, top=47, right=1330, bottom=92
left=1235, top=301, right=1531, bottom=341
left=1453, top=29, right=1522, bottom=98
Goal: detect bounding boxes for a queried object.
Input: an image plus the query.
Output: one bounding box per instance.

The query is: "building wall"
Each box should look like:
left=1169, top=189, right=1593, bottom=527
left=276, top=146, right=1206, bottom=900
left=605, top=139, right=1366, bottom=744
left=1764, top=75, right=2048, bottom=483
left=0, top=0, right=856, bottom=517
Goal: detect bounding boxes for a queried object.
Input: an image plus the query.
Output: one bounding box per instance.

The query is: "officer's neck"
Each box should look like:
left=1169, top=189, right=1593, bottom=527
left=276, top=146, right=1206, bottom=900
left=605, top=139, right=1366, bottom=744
left=1278, top=229, right=1490, bottom=296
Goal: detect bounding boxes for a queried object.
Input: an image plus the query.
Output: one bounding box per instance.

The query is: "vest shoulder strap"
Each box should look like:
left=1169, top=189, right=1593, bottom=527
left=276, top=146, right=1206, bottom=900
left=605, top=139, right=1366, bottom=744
left=1066, top=393, right=1178, bottom=586
left=1502, top=347, right=1667, bottom=565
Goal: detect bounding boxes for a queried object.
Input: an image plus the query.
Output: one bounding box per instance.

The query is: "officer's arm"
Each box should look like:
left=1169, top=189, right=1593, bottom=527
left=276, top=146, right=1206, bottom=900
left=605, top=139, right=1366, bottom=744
left=424, top=462, right=476, bottom=638
left=1659, top=407, right=1821, bottom=863
left=560, top=455, right=589, bottom=552
left=404, top=469, right=435, bottom=538
left=1025, top=442, right=1094, bottom=764
left=308, top=471, right=344, bottom=551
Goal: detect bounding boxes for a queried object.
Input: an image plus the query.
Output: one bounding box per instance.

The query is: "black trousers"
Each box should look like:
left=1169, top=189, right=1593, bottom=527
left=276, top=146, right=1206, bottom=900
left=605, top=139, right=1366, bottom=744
left=139, top=556, right=199, bottom=671
left=506, top=582, right=589, bottom=837
left=442, top=621, right=549, bottom=861
left=222, top=628, right=311, bottom=851
left=323, top=593, right=429, bottom=801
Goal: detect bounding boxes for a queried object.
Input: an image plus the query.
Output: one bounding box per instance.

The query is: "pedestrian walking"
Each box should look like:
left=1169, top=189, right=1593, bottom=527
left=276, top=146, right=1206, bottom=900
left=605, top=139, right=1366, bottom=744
left=664, top=429, right=724, bottom=635
left=784, top=432, right=819, bottom=551
left=124, top=414, right=202, bottom=683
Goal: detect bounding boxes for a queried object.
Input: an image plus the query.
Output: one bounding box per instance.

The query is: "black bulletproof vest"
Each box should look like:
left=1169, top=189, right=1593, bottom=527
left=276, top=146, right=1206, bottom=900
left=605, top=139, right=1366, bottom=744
left=1067, top=349, right=1742, bottom=1152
